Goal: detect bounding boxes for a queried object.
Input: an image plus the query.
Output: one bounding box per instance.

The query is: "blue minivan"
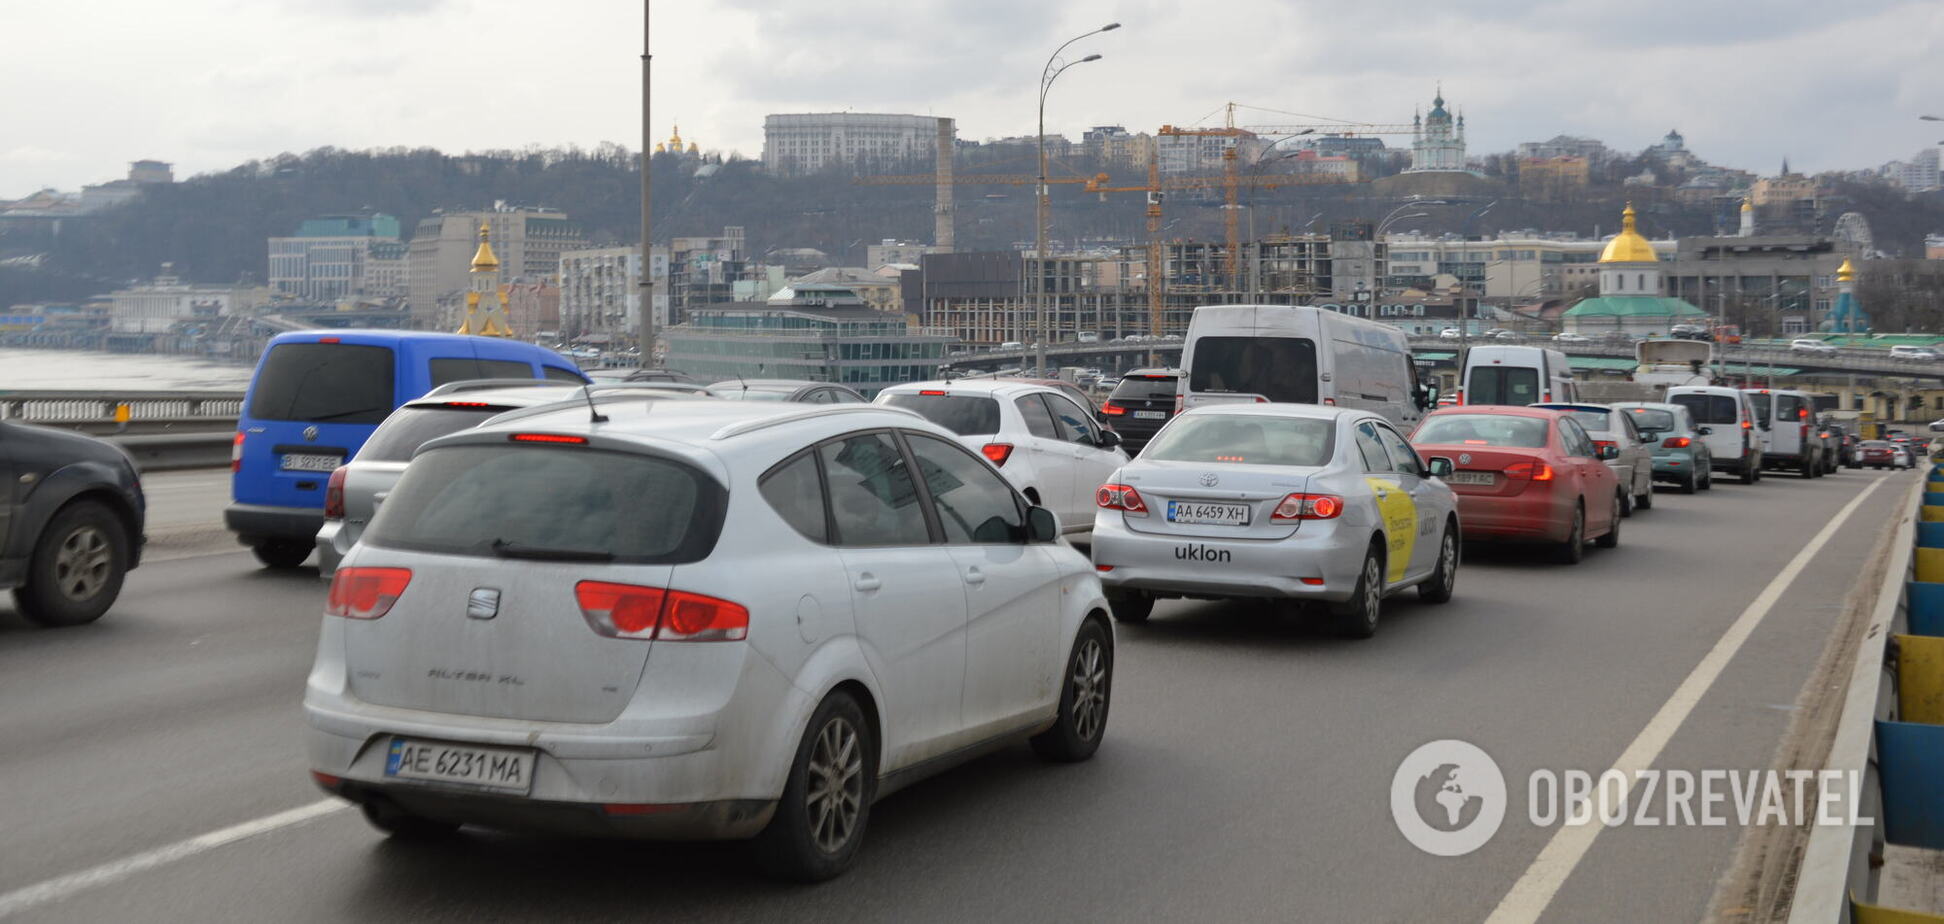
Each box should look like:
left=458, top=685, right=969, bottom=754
left=225, top=331, right=587, bottom=567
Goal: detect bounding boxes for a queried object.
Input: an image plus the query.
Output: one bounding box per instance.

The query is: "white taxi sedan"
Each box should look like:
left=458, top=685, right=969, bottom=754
left=1089, top=404, right=1460, bottom=638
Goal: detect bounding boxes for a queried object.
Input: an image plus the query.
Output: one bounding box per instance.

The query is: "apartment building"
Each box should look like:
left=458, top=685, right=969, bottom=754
left=405, top=208, right=584, bottom=324
left=762, top=113, right=942, bottom=175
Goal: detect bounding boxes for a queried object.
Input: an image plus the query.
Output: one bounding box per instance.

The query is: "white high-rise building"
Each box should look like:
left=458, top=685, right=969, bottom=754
left=762, top=113, right=943, bottom=176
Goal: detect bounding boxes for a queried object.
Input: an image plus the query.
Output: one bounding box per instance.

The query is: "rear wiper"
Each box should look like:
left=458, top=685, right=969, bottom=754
left=308, top=407, right=387, bottom=422
left=489, top=538, right=614, bottom=562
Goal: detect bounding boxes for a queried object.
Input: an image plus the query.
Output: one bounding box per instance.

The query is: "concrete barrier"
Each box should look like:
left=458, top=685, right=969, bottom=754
left=107, top=432, right=234, bottom=473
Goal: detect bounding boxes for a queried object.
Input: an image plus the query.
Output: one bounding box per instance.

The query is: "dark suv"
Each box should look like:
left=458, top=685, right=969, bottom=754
left=1, top=421, right=146, bottom=626
left=1100, top=368, right=1182, bottom=454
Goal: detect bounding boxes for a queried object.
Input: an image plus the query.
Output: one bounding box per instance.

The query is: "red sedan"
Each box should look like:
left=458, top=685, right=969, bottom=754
left=1411, top=406, right=1623, bottom=563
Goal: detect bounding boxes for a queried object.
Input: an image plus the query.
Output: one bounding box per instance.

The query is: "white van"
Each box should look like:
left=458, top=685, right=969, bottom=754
left=1667, top=385, right=1764, bottom=483
left=1459, top=346, right=1578, bottom=407
left=1743, top=387, right=1823, bottom=478
left=1179, top=304, right=1431, bottom=429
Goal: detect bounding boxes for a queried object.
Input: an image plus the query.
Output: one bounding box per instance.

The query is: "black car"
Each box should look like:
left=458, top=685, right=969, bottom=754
left=1100, top=368, right=1183, bottom=454
left=1, top=422, right=146, bottom=626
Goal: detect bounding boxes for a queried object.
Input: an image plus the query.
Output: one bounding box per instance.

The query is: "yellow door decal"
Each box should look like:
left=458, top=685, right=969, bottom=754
left=1366, top=476, right=1416, bottom=583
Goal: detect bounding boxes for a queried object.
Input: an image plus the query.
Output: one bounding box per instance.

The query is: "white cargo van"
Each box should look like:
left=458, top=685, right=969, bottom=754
left=1744, top=387, right=1823, bottom=478
left=1667, top=385, right=1764, bottom=484
left=1460, top=346, right=1578, bottom=407
left=1179, top=304, right=1431, bottom=429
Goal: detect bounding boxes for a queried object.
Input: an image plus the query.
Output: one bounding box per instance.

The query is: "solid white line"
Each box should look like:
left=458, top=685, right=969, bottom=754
left=1482, top=476, right=1887, bottom=924
left=0, top=799, right=350, bottom=919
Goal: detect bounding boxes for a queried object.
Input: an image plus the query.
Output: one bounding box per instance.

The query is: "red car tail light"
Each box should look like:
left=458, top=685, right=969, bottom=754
left=1096, top=483, right=1148, bottom=514
left=1662, top=436, right=1692, bottom=448
left=919, top=389, right=947, bottom=396
left=325, top=568, right=412, bottom=620
left=1503, top=461, right=1555, bottom=481
left=657, top=591, right=750, bottom=642
left=1101, top=401, right=1127, bottom=416
left=511, top=433, right=588, bottom=444
left=576, top=580, right=666, bottom=639
left=981, top=443, right=1014, bottom=466
left=323, top=466, right=348, bottom=519
left=1591, top=440, right=1617, bottom=454
left=231, top=432, right=245, bottom=472
left=1271, top=493, right=1342, bottom=520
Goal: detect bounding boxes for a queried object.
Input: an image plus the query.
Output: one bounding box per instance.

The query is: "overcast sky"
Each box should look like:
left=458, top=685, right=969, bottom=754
left=4, top=0, right=1940, bottom=196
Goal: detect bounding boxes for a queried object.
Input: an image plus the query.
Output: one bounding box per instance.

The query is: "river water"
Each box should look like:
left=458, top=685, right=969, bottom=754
left=0, top=348, right=255, bottom=391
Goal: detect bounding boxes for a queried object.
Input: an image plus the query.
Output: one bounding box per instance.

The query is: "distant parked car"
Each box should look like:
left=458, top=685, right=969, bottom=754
left=1532, top=403, right=1656, bottom=515
left=1890, top=345, right=1939, bottom=362
left=1099, top=368, right=1182, bottom=454
left=1552, top=332, right=1590, bottom=343
left=1439, top=328, right=1463, bottom=340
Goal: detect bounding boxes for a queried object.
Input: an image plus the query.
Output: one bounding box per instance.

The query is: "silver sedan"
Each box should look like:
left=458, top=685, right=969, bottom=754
left=1089, top=404, right=1461, bottom=638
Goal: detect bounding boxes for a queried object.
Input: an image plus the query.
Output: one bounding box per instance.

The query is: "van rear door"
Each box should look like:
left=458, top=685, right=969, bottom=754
left=235, top=341, right=397, bottom=509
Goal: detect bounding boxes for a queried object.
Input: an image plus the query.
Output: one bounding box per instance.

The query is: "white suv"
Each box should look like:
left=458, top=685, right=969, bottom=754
left=878, top=380, right=1129, bottom=534
left=304, top=401, right=1113, bottom=881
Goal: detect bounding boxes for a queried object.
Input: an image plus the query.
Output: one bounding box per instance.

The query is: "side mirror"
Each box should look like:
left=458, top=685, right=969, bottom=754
left=1097, top=429, right=1124, bottom=451
left=1026, top=505, right=1059, bottom=543
left=1426, top=456, right=1454, bottom=478
left=1597, top=444, right=1621, bottom=461
left=1698, top=426, right=1713, bottom=436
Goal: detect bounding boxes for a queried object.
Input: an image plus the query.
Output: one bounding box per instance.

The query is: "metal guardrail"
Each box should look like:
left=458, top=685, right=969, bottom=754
left=0, top=389, right=244, bottom=435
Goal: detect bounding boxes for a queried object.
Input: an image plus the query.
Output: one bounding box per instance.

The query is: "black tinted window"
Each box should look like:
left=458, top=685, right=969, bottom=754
left=1014, top=396, right=1060, bottom=439
left=248, top=342, right=395, bottom=424
left=1189, top=336, right=1318, bottom=403
left=1376, top=426, right=1423, bottom=476
left=820, top=433, right=932, bottom=546
left=428, top=357, right=534, bottom=387
left=1622, top=408, right=1676, bottom=432
left=1111, top=375, right=1181, bottom=401
left=760, top=451, right=828, bottom=543
left=905, top=433, right=1023, bottom=544
left=543, top=365, right=589, bottom=383
left=356, top=406, right=507, bottom=462
left=1467, top=367, right=1541, bottom=406
left=1671, top=394, right=1737, bottom=424
left=882, top=394, right=1001, bottom=436
left=366, top=445, right=724, bottom=563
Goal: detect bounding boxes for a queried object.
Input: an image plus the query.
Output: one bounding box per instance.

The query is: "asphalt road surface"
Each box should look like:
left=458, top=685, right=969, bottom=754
left=0, top=467, right=1915, bottom=923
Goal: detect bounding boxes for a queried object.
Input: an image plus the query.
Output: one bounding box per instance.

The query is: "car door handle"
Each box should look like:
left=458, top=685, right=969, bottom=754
left=964, top=567, right=986, bottom=586
left=853, top=574, right=882, bottom=592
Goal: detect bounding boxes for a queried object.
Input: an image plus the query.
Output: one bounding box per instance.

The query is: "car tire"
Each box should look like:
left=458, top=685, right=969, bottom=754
left=1680, top=473, right=1698, bottom=495
left=1740, top=460, right=1757, bottom=485
left=12, top=500, right=129, bottom=628
left=1329, top=544, right=1384, bottom=638
left=1417, top=522, right=1458, bottom=604
left=1031, top=619, right=1113, bottom=763
left=1800, top=458, right=1815, bottom=479
left=360, top=800, right=461, bottom=840
left=1635, top=483, right=1653, bottom=510
left=1553, top=502, right=1586, bottom=564
left=1618, top=488, right=1634, bottom=518
left=753, top=691, right=876, bottom=883
left=1700, top=465, right=1713, bottom=490
left=1595, top=493, right=1622, bottom=549
left=1106, top=592, right=1153, bottom=624
left=252, top=539, right=312, bottom=569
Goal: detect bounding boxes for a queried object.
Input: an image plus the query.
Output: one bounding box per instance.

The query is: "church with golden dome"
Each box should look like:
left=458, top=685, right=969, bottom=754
left=1560, top=204, right=1707, bottom=335
left=654, top=124, right=700, bottom=158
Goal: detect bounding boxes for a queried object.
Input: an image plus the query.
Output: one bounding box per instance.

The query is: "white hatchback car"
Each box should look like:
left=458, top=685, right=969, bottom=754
left=304, top=401, right=1114, bottom=881
left=878, top=380, right=1129, bottom=534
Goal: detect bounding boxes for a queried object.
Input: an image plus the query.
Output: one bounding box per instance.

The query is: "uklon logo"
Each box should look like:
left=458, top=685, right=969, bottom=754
left=1175, top=544, right=1232, bottom=563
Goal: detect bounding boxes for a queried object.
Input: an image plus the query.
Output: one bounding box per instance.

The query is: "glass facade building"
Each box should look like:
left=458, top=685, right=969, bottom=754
left=665, top=289, right=957, bottom=396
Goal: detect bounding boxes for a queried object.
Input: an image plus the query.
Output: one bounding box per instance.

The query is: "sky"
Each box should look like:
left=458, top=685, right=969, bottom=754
left=4, top=0, right=1941, bottom=197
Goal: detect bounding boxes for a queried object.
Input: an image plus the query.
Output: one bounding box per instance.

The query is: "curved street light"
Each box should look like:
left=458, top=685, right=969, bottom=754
left=1034, top=23, right=1119, bottom=375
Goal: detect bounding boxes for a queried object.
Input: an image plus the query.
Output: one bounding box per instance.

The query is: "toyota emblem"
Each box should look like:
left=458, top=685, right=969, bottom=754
left=1199, top=472, right=1220, bottom=487
left=302, top=425, right=319, bottom=442
left=1458, top=453, right=1472, bottom=465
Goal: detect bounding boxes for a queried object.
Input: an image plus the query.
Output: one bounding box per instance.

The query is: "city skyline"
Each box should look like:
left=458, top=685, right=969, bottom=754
left=3, top=0, right=1940, bottom=195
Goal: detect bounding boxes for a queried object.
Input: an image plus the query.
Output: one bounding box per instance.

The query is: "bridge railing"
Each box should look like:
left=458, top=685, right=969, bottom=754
left=0, top=389, right=245, bottom=434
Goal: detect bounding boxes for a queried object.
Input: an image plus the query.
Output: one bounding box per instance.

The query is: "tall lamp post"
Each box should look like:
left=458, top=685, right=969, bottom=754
left=1035, top=22, right=1118, bottom=377
left=637, top=1, right=655, bottom=369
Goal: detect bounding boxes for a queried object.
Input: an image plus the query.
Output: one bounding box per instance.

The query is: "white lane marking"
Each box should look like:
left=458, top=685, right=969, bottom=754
left=1483, top=476, right=1886, bottom=924
left=0, top=799, right=350, bottom=919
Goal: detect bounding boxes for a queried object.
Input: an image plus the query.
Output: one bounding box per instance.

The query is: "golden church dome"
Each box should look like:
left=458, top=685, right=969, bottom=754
left=1598, top=204, right=1659, bottom=264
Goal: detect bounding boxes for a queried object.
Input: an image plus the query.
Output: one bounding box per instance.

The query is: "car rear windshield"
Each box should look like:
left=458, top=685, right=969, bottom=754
left=1558, top=409, right=1612, bottom=434
left=1142, top=415, right=1335, bottom=467
left=364, top=444, right=725, bottom=563
left=1671, top=393, right=1737, bottom=425
left=1620, top=408, right=1677, bottom=432
left=1188, top=337, right=1318, bottom=404
left=356, top=406, right=511, bottom=463
left=880, top=394, right=1001, bottom=435
left=1414, top=414, right=1550, bottom=449
left=1862, top=441, right=1892, bottom=448
left=247, top=342, right=395, bottom=424
left=1466, top=366, right=1541, bottom=406
left=1110, top=374, right=1180, bottom=401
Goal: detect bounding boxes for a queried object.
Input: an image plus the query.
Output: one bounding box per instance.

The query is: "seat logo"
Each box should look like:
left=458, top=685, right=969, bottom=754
left=303, top=425, right=319, bottom=442
left=1198, top=472, right=1220, bottom=487
left=467, top=588, right=501, bottom=620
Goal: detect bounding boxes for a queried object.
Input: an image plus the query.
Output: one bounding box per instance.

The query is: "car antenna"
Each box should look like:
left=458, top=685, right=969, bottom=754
left=735, top=373, right=749, bottom=395
left=579, top=384, right=608, bottom=423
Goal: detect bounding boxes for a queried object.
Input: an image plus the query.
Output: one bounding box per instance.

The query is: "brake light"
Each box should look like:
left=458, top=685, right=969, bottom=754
left=1272, top=493, right=1342, bottom=520
left=1455, top=389, right=1465, bottom=406
left=443, top=401, right=494, bottom=408
left=1543, top=391, right=1553, bottom=403
left=1101, top=401, right=1127, bottom=416
left=318, top=336, right=340, bottom=344
left=1662, top=437, right=1691, bottom=448
left=510, top=433, right=588, bottom=444
left=1818, top=431, right=1830, bottom=439
left=1799, top=407, right=1809, bottom=419
left=1742, top=419, right=1752, bottom=430
left=1096, top=483, right=1148, bottom=514
left=231, top=431, right=244, bottom=472
left=574, top=581, right=748, bottom=641
left=1592, top=440, right=1617, bottom=454
left=919, top=389, right=947, bottom=396
left=1503, top=461, right=1555, bottom=481
left=1318, top=397, right=1332, bottom=405
left=325, top=568, right=411, bottom=620
left=323, top=466, right=348, bottom=519
left=981, top=443, right=1014, bottom=466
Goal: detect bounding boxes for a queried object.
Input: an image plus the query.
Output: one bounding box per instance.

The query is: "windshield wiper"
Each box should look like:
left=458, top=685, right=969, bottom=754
left=307, top=407, right=387, bottom=422
left=489, top=538, right=614, bottom=562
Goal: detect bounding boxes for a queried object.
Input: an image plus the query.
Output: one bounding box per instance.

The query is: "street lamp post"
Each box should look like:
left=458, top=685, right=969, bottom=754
left=1035, top=23, right=1118, bottom=378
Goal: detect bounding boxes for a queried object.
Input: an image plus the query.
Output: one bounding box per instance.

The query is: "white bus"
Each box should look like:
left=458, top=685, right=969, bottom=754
left=1179, top=304, right=1433, bottom=429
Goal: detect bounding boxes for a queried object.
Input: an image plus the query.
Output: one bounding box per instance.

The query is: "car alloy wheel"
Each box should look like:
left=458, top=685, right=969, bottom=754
left=805, top=716, right=865, bottom=855
left=53, top=525, right=112, bottom=602
left=1069, top=636, right=1108, bottom=743
left=1332, top=550, right=1383, bottom=638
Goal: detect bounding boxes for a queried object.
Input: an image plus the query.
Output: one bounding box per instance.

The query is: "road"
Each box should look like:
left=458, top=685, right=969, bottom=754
left=0, top=467, right=1915, bottom=922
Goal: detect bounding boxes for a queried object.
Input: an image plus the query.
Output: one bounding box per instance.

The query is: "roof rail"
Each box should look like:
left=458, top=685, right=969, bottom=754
left=709, top=404, right=921, bottom=441
left=422, top=379, right=566, bottom=397
left=476, top=390, right=706, bottom=426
